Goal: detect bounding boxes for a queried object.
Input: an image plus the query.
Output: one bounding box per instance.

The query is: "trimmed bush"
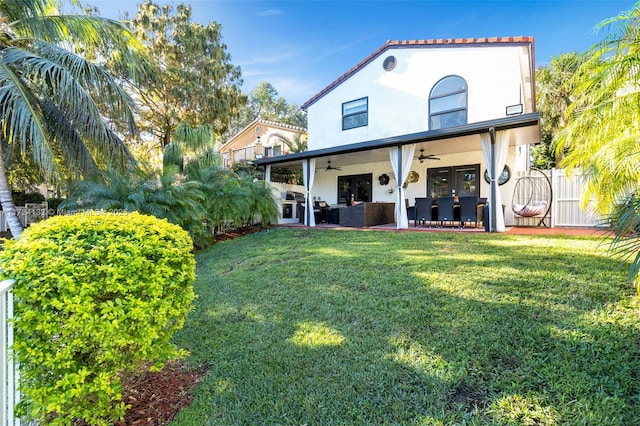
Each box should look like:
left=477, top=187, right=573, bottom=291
left=0, top=212, right=196, bottom=425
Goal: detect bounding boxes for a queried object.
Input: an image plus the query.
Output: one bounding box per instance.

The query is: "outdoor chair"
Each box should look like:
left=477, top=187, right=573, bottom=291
left=405, top=199, right=415, bottom=223
left=315, top=200, right=330, bottom=222
left=458, top=196, right=479, bottom=228
left=414, top=197, right=433, bottom=227
left=436, top=197, right=455, bottom=227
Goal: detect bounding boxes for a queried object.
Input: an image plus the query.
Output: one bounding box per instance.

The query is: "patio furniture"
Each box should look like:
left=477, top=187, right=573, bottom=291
left=315, top=200, right=330, bottom=223
left=458, top=196, right=479, bottom=228
left=406, top=199, right=415, bottom=223
left=436, top=197, right=455, bottom=227
left=511, top=167, right=552, bottom=227
left=414, top=197, right=433, bottom=227
left=297, top=202, right=321, bottom=224
left=339, top=202, right=395, bottom=227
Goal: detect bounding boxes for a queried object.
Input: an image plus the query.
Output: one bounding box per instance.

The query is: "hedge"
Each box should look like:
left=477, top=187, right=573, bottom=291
left=0, top=212, right=196, bottom=425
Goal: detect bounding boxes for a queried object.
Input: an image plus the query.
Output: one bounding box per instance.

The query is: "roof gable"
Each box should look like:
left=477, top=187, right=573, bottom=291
left=220, top=118, right=307, bottom=151
left=300, top=36, right=534, bottom=111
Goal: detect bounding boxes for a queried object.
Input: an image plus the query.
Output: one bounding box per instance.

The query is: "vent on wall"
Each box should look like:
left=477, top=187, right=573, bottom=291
left=383, top=55, right=397, bottom=71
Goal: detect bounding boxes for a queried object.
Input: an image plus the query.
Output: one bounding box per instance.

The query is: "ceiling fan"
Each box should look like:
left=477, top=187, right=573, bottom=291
left=417, top=148, right=440, bottom=163
left=324, top=160, right=341, bottom=171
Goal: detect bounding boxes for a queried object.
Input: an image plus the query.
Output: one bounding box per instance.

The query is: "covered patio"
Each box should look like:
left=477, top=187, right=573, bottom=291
left=254, top=112, right=540, bottom=233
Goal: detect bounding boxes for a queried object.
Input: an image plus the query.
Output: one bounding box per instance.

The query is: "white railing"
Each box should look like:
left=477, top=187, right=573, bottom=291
left=1, top=278, right=19, bottom=426
left=1, top=203, right=49, bottom=233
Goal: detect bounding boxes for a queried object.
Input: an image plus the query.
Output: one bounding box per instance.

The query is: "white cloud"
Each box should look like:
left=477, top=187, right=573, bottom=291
left=257, top=8, right=284, bottom=17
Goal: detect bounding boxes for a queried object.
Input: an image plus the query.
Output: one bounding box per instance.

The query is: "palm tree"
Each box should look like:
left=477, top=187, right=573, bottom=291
left=273, top=132, right=308, bottom=154
left=555, top=4, right=640, bottom=214
left=532, top=52, right=580, bottom=168
left=0, top=0, right=146, bottom=238
left=63, top=163, right=206, bottom=225
left=555, top=3, right=640, bottom=284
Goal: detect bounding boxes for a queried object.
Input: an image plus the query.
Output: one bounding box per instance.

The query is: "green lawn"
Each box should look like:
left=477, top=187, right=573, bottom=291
left=171, top=228, right=639, bottom=425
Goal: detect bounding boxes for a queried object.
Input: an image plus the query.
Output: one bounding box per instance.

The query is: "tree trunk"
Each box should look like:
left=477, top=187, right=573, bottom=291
left=0, top=143, right=24, bottom=239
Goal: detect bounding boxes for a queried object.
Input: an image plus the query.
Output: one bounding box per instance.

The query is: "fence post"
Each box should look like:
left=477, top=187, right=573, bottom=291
left=550, top=168, right=556, bottom=228
left=1, top=279, right=19, bottom=426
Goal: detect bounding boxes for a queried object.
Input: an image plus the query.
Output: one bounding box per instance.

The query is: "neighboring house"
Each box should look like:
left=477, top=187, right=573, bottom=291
left=219, top=118, right=307, bottom=169
left=255, top=37, right=541, bottom=231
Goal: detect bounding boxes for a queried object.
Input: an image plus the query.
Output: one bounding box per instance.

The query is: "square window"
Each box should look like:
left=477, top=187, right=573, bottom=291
left=342, top=97, right=368, bottom=130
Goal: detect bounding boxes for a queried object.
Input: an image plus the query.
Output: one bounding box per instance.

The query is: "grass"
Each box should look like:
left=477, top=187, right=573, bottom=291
left=171, top=228, right=640, bottom=425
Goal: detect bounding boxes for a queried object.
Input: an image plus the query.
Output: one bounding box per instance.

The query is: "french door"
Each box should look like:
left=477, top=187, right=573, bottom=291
left=427, top=164, right=480, bottom=198
left=337, top=173, right=372, bottom=204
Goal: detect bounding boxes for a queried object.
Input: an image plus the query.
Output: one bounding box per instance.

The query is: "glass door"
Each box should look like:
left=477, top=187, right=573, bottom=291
left=427, top=164, right=480, bottom=198
left=454, top=166, right=478, bottom=197
left=337, top=173, right=372, bottom=204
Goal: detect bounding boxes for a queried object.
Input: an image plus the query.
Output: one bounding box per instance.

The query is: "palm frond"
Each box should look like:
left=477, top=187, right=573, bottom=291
left=0, top=60, right=58, bottom=176
left=11, top=11, right=150, bottom=81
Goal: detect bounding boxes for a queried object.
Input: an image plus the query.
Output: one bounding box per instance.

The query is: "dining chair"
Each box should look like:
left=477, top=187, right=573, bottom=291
left=436, top=197, right=455, bottom=227
left=414, top=197, right=433, bottom=227
left=458, top=196, right=479, bottom=228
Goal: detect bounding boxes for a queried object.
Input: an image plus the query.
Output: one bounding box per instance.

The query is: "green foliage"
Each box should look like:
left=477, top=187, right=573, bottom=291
left=122, top=1, right=246, bottom=150
left=248, top=82, right=307, bottom=128
left=62, top=164, right=206, bottom=225
left=0, top=0, right=148, bottom=238
left=180, top=163, right=279, bottom=247
left=45, top=197, right=65, bottom=213
left=63, top=160, right=278, bottom=249
left=552, top=3, right=640, bottom=283
left=227, top=81, right=308, bottom=138
left=0, top=212, right=196, bottom=425
left=608, top=193, right=640, bottom=285
left=533, top=52, right=580, bottom=168
left=555, top=3, right=640, bottom=215
left=11, top=191, right=45, bottom=206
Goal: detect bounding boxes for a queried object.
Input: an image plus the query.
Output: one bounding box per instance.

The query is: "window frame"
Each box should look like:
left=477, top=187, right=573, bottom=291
left=429, top=75, right=468, bottom=130
left=342, top=97, right=368, bottom=130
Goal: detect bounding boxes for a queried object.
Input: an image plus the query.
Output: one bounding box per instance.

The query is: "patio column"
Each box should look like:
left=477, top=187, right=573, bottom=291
left=264, top=164, right=271, bottom=183
left=481, top=128, right=510, bottom=232
left=389, top=144, right=415, bottom=229
left=303, top=158, right=316, bottom=226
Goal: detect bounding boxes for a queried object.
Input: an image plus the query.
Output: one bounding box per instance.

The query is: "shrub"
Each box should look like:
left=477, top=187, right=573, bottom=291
left=45, top=197, right=65, bottom=213
left=0, top=212, right=196, bottom=425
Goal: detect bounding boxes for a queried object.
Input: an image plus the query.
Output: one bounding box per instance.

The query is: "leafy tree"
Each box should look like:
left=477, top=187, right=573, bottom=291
left=122, top=1, right=245, bottom=151
left=0, top=0, right=146, bottom=238
left=554, top=2, right=640, bottom=283
left=228, top=81, right=307, bottom=136
left=532, top=52, right=580, bottom=168
left=249, top=81, right=307, bottom=127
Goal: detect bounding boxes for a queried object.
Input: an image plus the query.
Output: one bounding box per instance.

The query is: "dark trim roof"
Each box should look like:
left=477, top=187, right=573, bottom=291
left=300, top=36, right=535, bottom=111
left=254, top=112, right=540, bottom=166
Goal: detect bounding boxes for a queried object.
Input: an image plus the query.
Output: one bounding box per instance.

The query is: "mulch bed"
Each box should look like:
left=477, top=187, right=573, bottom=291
left=117, top=360, right=205, bottom=426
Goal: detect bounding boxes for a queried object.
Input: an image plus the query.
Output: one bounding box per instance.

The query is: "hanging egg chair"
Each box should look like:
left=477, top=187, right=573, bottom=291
left=511, top=167, right=552, bottom=226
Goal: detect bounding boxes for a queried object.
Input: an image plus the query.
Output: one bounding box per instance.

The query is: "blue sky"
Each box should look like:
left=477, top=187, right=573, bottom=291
left=84, top=0, right=635, bottom=106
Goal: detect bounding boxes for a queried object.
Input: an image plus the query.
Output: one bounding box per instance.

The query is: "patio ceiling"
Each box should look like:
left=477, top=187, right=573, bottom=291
left=255, top=112, right=540, bottom=171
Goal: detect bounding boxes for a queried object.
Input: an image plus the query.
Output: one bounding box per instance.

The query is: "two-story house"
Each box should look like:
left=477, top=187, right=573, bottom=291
left=255, top=37, right=541, bottom=231
left=220, top=118, right=306, bottom=169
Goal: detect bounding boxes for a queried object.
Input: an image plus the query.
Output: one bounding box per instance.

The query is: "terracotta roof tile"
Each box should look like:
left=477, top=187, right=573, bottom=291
left=300, top=36, right=534, bottom=111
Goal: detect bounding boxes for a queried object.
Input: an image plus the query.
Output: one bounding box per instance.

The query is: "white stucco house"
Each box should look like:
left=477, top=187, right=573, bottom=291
left=255, top=37, right=541, bottom=231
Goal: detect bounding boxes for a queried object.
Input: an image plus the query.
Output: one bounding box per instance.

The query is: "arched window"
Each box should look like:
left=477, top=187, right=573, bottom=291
left=429, top=76, right=468, bottom=130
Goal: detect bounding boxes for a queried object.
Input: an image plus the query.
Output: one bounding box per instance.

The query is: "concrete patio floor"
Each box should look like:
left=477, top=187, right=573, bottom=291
left=280, top=222, right=611, bottom=237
